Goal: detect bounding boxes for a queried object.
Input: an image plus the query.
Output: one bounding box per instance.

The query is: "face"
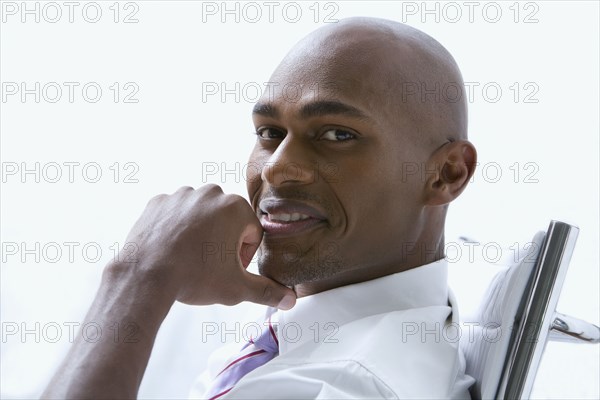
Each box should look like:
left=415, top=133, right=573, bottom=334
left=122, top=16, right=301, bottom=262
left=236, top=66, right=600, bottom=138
left=246, top=41, right=433, bottom=296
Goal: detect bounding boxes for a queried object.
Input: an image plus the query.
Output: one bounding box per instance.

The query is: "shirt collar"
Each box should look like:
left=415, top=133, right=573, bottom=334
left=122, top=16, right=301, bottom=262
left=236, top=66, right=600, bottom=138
left=271, top=258, right=449, bottom=354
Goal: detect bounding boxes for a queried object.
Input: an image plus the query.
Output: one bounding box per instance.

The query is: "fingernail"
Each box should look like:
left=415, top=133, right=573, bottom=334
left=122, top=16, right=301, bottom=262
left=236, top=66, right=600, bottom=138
left=277, top=294, right=296, bottom=310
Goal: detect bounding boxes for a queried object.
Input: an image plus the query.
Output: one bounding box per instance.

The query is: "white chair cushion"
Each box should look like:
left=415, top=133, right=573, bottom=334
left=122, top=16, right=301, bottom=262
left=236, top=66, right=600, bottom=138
left=460, top=231, right=546, bottom=399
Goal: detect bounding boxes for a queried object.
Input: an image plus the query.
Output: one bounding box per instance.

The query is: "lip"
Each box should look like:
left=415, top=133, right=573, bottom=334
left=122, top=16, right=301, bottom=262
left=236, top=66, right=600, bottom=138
left=258, top=198, right=327, bottom=237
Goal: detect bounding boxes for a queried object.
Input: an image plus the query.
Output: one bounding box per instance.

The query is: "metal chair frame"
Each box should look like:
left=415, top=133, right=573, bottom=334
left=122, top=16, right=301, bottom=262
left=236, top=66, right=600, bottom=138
left=466, top=221, right=599, bottom=399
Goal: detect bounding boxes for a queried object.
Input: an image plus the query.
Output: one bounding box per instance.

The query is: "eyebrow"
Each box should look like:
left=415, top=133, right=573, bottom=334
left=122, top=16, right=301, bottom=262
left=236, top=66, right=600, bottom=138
left=252, top=100, right=372, bottom=122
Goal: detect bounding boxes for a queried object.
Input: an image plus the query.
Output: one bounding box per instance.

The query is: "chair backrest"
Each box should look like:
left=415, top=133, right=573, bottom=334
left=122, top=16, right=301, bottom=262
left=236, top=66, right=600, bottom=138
left=460, top=221, right=579, bottom=399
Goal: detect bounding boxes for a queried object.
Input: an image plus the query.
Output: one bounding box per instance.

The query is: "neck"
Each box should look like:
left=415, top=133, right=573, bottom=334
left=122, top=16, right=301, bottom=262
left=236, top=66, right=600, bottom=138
left=294, top=234, right=446, bottom=298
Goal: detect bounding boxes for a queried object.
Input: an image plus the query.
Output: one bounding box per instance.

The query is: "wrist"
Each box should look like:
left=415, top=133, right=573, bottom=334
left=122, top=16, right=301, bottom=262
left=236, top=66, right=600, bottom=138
left=101, top=260, right=176, bottom=327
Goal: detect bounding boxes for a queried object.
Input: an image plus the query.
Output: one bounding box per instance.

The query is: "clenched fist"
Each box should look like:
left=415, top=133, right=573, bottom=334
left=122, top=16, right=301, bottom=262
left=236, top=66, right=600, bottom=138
left=110, top=184, right=296, bottom=310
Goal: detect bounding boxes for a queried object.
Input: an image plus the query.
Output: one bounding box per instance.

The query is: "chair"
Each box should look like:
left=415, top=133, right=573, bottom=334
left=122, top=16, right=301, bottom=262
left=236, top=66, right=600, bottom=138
left=459, top=220, right=600, bottom=399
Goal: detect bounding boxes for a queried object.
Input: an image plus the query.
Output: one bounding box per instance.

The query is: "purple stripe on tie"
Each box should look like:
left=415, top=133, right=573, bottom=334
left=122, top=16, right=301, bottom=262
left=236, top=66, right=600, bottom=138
left=204, top=321, right=280, bottom=399
left=216, top=349, right=266, bottom=377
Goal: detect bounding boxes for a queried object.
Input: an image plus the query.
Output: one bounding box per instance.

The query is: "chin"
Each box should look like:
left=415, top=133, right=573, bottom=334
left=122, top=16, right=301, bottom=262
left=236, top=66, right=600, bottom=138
left=257, top=245, right=343, bottom=287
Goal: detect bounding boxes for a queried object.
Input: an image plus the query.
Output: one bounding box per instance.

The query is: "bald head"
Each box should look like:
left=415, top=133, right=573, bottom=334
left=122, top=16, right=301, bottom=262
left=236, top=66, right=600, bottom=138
left=269, top=17, right=468, bottom=150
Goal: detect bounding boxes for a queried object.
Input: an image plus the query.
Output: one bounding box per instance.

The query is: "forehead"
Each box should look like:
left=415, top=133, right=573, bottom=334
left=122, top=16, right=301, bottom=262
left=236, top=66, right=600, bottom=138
left=269, top=46, right=389, bottom=94
left=254, top=55, right=396, bottom=124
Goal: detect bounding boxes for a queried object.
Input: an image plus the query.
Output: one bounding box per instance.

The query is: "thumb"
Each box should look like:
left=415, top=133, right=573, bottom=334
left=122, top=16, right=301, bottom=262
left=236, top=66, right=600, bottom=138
left=242, top=271, right=297, bottom=310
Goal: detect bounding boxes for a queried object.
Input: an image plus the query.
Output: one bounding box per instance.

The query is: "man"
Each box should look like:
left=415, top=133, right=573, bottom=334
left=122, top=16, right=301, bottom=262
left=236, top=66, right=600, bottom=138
left=43, top=17, right=477, bottom=399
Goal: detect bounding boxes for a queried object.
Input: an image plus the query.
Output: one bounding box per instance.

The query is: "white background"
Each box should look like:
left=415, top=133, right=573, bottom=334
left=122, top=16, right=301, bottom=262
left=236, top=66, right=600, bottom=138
left=1, top=1, right=598, bottom=398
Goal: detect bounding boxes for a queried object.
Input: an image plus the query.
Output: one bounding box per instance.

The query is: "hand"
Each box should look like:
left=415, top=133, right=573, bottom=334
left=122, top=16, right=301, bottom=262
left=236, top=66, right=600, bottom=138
left=111, top=184, right=296, bottom=310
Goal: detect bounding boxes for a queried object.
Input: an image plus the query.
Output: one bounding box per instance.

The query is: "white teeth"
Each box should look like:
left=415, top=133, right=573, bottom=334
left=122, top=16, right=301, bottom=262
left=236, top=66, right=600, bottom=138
left=269, top=213, right=310, bottom=222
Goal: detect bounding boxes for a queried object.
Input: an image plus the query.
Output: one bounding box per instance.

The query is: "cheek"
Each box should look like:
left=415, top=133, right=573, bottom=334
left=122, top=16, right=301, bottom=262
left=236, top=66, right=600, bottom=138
left=318, top=161, right=342, bottom=184
left=334, top=159, right=422, bottom=234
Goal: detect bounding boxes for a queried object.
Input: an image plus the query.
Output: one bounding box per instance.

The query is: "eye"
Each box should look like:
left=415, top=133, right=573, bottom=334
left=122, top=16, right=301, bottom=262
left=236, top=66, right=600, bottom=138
left=255, top=127, right=286, bottom=140
left=320, top=128, right=357, bottom=141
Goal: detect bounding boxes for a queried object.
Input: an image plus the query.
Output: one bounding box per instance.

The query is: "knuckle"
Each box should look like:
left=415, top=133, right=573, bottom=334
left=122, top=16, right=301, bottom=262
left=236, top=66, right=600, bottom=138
left=175, top=186, right=194, bottom=194
left=200, top=183, right=223, bottom=194
left=147, top=193, right=167, bottom=205
left=222, top=193, right=247, bottom=210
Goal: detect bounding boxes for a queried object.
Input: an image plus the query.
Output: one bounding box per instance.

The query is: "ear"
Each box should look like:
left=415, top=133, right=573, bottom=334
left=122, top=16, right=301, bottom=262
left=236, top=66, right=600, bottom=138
left=423, top=140, right=477, bottom=206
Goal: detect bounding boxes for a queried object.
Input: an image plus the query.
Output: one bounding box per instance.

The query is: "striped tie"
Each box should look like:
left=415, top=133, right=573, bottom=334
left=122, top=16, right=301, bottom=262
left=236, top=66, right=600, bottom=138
left=204, top=317, right=279, bottom=400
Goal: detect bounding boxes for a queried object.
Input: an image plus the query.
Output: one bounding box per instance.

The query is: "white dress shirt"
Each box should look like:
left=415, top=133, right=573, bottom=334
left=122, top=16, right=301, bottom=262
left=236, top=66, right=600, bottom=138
left=190, top=259, right=474, bottom=399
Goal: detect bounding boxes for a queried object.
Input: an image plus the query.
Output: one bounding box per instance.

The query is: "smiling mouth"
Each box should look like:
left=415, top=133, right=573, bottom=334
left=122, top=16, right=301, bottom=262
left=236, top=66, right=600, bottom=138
left=259, top=198, right=327, bottom=237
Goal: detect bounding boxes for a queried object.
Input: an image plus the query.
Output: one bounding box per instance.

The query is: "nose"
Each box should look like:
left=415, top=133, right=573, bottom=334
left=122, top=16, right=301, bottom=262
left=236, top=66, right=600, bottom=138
left=261, top=135, right=316, bottom=187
